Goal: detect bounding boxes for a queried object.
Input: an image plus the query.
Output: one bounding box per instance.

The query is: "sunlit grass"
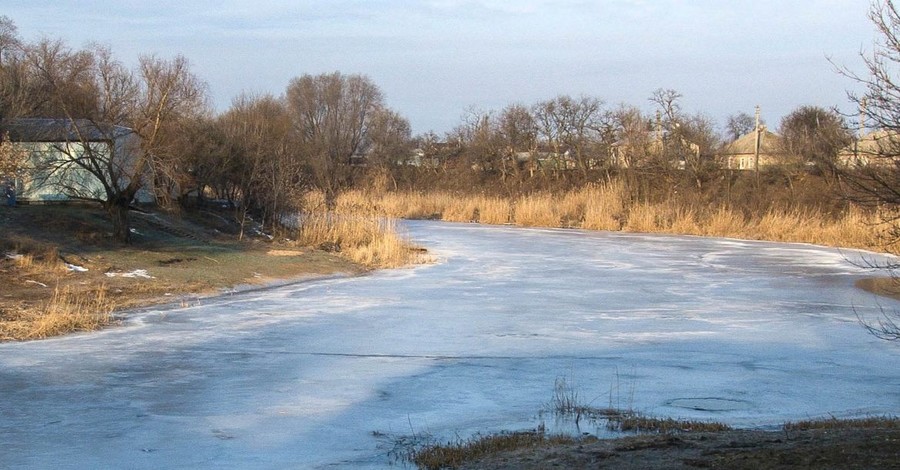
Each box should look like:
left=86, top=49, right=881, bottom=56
left=0, top=285, right=115, bottom=341
left=292, top=210, right=425, bottom=269
left=340, top=184, right=883, bottom=251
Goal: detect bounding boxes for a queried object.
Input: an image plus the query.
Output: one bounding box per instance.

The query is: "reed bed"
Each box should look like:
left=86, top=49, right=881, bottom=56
left=323, top=184, right=884, bottom=252
left=292, top=211, right=423, bottom=269
left=582, top=183, right=627, bottom=231
left=514, top=193, right=559, bottom=227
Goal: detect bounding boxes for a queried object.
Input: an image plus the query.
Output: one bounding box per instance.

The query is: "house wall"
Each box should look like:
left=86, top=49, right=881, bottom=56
left=19, top=141, right=108, bottom=201
left=16, top=133, right=154, bottom=204
left=723, top=153, right=781, bottom=171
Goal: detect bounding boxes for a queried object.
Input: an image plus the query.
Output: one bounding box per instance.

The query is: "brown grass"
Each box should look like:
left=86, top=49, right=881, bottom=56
left=784, top=416, right=900, bottom=432
left=411, top=430, right=579, bottom=470
left=513, top=193, right=559, bottom=227
left=339, top=184, right=883, bottom=252
left=582, top=183, right=627, bottom=231
left=292, top=210, right=424, bottom=269
left=3, top=242, right=69, bottom=276
left=606, top=411, right=732, bottom=434
left=0, top=285, right=115, bottom=341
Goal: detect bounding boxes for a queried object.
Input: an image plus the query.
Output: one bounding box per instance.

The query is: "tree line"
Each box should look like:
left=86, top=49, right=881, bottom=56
left=0, top=5, right=893, bottom=243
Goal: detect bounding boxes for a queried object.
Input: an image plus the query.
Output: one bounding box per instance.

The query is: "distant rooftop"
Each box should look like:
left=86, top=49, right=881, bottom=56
left=0, top=118, right=133, bottom=143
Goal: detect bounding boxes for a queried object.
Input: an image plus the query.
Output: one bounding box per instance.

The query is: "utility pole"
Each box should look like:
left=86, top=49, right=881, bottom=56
left=754, top=105, right=761, bottom=187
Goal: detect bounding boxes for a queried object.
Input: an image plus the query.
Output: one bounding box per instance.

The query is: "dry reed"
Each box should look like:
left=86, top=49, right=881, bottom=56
left=293, top=211, right=423, bottom=268
left=514, top=193, right=559, bottom=227
left=338, top=184, right=883, bottom=252
left=582, top=183, right=627, bottom=231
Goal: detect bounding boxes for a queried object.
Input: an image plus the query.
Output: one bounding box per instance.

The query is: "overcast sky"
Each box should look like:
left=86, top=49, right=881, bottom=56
left=5, top=0, right=878, bottom=135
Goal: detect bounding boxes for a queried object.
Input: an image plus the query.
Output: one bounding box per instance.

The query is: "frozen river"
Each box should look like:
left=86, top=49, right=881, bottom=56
left=2, top=221, right=900, bottom=468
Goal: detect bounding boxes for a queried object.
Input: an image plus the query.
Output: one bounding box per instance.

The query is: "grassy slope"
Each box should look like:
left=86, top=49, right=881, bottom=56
left=0, top=204, right=363, bottom=340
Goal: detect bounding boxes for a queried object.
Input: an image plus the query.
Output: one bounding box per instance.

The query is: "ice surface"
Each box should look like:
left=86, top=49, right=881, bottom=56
left=1, top=221, right=899, bottom=469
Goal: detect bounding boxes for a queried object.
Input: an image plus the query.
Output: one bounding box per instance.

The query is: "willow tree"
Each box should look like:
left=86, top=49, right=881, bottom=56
left=286, top=72, right=383, bottom=210
left=219, top=94, right=300, bottom=237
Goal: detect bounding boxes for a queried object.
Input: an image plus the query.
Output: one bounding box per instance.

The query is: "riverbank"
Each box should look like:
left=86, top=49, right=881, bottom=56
left=444, top=421, right=900, bottom=469
left=0, top=204, right=369, bottom=340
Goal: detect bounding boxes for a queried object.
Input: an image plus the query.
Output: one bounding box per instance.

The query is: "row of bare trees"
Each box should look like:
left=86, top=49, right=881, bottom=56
left=184, top=73, right=409, bottom=238
left=0, top=8, right=881, bottom=244
left=412, top=89, right=855, bottom=198
left=0, top=18, right=409, bottom=241
left=427, top=90, right=721, bottom=194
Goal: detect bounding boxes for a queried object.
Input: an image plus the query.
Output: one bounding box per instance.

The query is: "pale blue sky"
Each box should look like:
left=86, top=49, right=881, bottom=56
left=4, top=0, right=876, bottom=135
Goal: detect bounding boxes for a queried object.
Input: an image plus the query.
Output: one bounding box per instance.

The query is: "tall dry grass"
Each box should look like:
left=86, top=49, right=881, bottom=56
left=582, top=183, right=627, bottom=231
left=513, top=193, right=559, bottom=227
left=292, top=211, right=423, bottom=269
left=0, top=286, right=115, bottom=341
left=3, top=243, right=69, bottom=276
left=321, top=183, right=884, bottom=252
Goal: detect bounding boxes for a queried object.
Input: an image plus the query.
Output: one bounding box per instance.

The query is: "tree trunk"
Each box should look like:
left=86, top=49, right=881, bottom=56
left=107, top=199, right=131, bottom=243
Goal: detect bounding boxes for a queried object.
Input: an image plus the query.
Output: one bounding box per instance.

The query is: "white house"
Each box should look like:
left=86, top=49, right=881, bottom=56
left=0, top=118, right=153, bottom=203
left=720, top=129, right=783, bottom=171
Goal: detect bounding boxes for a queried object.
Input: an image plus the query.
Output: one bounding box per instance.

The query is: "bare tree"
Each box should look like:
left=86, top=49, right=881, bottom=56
left=496, top=103, right=537, bottom=182
left=0, top=131, right=27, bottom=177
left=175, top=115, right=228, bottom=205
left=0, top=16, right=25, bottom=120
left=837, top=0, right=900, bottom=339
left=649, top=88, right=682, bottom=125
left=611, top=104, right=653, bottom=169
left=23, top=41, right=207, bottom=242
left=219, top=94, right=300, bottom=237
left=648, top=89, right=721, bottom=188
left=363, top=107, right=412, bottom=189
left=533, top=95, right=609, bottom=177
left=286, top=72, right=383, bottom=210
left=451, top=106, right=501, bottom=180
left=725, top=112, right=758, bottom=141
left=132, top=54, right=209, bottom=207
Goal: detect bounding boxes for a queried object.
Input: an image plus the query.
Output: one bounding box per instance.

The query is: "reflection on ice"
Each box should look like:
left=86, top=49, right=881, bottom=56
left=1, top=220, right=899, bottom=468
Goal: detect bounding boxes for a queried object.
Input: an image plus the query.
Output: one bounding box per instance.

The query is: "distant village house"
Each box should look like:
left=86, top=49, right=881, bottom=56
left=720, top=128, right=783, bottom=171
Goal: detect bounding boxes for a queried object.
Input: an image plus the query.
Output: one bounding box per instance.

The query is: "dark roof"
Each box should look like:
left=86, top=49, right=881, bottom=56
left=0, top=118, right=133, bottom=143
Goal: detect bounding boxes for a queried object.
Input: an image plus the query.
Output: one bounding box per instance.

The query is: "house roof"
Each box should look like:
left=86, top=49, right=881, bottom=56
left=722, top=129, right=781, bottom=155
left=0, top=118, right=133, bottom=143
left=849, top=129, right=900, bottom=155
